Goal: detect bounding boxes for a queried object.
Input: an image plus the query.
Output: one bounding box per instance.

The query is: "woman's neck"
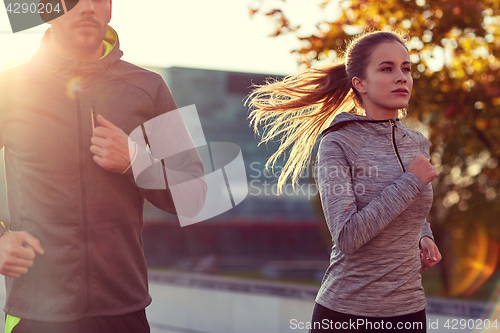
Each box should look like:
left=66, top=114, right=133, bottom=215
left=364, top=108, right=399, bottom=120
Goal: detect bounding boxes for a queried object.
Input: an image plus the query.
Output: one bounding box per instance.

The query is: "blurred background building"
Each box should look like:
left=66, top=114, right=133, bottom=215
left=140, top=66, right=329, bottom=281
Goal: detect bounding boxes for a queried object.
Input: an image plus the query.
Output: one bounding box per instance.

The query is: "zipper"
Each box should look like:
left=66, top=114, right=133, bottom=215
left=90, top=104, right=96, bottom=130
left=76, top=91, right=92, bottom=314
left=390, top=119, right=405, bottom=173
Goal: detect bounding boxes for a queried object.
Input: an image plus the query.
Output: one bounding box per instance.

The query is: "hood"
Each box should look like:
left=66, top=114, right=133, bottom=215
left=30, top=25, right=123, bottom=86
left=321, top=112, right=401, bottom=136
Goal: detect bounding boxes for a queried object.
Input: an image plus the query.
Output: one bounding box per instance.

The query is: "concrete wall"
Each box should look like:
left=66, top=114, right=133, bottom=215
left=148, top=283, right=314, bottom=333
left=0, top=271, right=493, bottom=333
left=147, top=269, right=316, bottom=333
left=146, top=269, right=491, bottom=333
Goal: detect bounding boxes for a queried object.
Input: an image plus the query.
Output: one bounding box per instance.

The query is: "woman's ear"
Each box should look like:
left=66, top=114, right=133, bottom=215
left=352, top=77, right=367, bottom=94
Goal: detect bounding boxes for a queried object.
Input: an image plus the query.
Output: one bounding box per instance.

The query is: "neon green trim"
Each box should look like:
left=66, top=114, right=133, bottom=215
left=4, top=314, right=20, bottom=333
left=0, top=222, right=10, bottom=236
left=100, top=40, right=113, bottom=60
left=99, top=26, right=118, bottom=60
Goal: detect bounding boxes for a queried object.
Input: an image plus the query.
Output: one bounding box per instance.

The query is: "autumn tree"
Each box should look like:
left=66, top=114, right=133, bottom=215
left=251, top=0, right=500, bottom=298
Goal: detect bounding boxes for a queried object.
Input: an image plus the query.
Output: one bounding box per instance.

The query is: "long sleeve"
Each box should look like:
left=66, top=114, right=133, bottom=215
left=420, top=218, right=434, bottom=241
left=0, top=67, right=13, bottom=150
left=416, top=132, right=435, bottom=242
left=315, top=137, right=426, bottom=255
left=125, top=79, right=207, bottom=218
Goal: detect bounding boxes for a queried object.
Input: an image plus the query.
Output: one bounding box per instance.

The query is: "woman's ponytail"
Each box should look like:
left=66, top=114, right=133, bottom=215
left=246, top=61, right=355, bottom=194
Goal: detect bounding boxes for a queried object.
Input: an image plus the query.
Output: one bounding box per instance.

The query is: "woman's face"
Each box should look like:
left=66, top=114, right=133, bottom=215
left=353, top=41, right=413, bottom=119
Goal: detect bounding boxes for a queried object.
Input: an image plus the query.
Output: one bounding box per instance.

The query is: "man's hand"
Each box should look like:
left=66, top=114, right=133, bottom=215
left=420, top=236, right=442, bottom=270
left=0, top=231, right=44, bottom=278
left=90, top=114, right=132, bottom=173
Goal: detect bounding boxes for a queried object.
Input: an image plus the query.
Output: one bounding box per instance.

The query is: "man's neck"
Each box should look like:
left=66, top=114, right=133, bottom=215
left=50, top=38, right=105, bottom=61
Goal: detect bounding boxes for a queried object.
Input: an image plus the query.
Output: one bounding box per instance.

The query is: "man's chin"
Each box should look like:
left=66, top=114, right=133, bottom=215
left=73, top=25, right=105, bottom=39
left=72, top=32, right=105, bottom=49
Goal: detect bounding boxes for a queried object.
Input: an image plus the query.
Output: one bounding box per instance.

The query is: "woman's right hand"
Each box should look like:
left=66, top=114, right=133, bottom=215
left=406, top=154, right=439, bottom=185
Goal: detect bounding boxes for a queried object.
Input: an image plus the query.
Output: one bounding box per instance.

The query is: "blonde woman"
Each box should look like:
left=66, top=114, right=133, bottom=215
left=248, top=31, right=442, bottom=332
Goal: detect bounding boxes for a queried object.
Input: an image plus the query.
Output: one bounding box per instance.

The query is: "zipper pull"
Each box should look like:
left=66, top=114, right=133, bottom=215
left=90, top=106, right=96, bottom=131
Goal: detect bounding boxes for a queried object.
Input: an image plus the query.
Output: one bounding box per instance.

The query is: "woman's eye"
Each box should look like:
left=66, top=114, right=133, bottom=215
left=382, top=67, right=391, bottom=71
left=403, top=67, right=411, bottom=72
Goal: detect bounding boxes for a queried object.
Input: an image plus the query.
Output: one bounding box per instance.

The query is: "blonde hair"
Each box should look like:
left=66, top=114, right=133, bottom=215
left=246, top=30, right=409, bottom=193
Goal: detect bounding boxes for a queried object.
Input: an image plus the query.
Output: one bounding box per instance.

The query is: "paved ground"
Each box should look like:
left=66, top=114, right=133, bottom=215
left=0, top=275, right=482, bottom=333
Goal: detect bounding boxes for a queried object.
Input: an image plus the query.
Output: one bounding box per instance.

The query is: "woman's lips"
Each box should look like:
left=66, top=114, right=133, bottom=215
left=392, top=88, right=409, bottom=95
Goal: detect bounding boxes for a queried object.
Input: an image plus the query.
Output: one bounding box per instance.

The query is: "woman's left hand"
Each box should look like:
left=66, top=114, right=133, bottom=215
left=419, top=236, right=442, bottom=270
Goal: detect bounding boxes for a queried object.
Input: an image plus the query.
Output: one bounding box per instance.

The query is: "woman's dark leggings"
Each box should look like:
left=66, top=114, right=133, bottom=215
left=310, top=303, right=426, bottom=332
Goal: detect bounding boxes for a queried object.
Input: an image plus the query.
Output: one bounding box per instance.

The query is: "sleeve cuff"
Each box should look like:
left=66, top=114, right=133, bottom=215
left=402, top=172, right=426, bottom=193
left=0, top=221, right=10, bottom=237
left=121, top=141, right=138, bottom=174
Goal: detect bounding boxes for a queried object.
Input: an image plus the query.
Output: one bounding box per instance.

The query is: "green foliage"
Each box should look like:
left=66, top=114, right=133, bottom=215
left=251, top=0, right=500, bottom=298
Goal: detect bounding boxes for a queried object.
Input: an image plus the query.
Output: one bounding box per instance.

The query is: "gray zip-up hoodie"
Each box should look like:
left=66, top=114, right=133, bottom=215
left=314, top=112, right=434, bottom=317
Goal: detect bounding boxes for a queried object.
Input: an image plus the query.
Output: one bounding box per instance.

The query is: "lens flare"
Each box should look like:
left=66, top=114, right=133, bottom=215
left=450, top=222, right=499, bottom=297
left=478, top=288, right=500, bottom=332
left=65, top=76, right=82, bottom=99
left=477, top=245, right=500, bottom=332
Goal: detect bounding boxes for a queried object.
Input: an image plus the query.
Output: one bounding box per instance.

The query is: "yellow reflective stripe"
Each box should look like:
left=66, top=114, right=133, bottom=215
left=100, top=40, right=114, bottom=60
left=99, top=26, right=117, bottom=60
left=0, top=221, right=10, bottom=237
left=4, top=314, right=21, bottom=333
